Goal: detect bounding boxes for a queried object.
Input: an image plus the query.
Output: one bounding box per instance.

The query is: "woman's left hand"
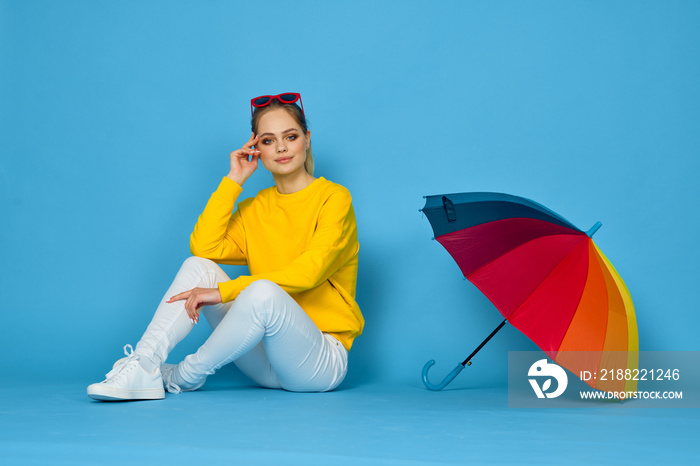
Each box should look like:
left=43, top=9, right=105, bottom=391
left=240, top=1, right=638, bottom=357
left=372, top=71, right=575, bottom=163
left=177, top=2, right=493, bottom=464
left=167, top=287, right=222, bottom=324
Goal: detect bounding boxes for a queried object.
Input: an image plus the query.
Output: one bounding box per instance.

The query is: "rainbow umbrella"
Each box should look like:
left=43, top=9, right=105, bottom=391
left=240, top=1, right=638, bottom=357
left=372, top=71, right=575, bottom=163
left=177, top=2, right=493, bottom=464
left=420, top=192, right=638, bottom=394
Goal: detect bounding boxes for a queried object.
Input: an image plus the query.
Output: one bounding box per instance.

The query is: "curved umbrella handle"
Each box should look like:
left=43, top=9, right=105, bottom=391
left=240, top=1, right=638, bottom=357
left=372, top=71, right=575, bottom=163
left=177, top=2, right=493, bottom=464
left=422, top=360, right=465, bottom=391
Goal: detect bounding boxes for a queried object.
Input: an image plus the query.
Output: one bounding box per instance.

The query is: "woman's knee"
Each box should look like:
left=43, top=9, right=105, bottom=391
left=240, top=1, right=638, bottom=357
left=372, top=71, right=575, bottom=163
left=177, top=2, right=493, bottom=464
left=182, top=256, right=217, bottom=271
left=178, top=256, right=227, bottom=288
left=241, top=279, right=284, bottom=298
left=235, top=280, right=289, bottom=316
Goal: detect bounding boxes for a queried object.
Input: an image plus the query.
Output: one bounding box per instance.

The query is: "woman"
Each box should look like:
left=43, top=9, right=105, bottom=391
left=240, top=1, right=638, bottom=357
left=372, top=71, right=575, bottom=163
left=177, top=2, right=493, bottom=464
left=88, top=93, right=363, bottom=400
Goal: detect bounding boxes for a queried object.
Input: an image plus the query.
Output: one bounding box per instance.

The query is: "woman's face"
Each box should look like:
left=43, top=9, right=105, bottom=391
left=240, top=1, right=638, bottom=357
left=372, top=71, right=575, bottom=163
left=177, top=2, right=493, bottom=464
left=255, top=108, right=310, bottom=178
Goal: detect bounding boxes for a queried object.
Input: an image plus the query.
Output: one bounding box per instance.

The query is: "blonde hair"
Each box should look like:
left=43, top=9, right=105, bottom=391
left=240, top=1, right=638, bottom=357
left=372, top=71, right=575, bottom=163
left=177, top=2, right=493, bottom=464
left=304, top=143, right=314, bottom=176
left=251, top=100, right=314, bottom=176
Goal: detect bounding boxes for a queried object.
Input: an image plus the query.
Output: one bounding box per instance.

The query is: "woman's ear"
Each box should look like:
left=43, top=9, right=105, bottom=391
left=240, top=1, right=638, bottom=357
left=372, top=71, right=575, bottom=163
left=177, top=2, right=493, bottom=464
left=305, top=130, right=311, bottom=149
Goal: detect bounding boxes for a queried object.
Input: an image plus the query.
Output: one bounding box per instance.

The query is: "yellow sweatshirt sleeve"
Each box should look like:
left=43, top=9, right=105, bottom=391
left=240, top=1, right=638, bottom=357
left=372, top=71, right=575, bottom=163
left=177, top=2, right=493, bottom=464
left=217, top=190, right=358, bottom=303
left=189, top=177, right=248, bottom=265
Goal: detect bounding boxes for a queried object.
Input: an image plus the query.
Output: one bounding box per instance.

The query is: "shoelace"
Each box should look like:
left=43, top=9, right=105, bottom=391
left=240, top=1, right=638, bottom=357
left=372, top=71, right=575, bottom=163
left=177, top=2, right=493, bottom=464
left=161, top=365, right=183, bottom=394
left=104, top=344, right=139, bottom=381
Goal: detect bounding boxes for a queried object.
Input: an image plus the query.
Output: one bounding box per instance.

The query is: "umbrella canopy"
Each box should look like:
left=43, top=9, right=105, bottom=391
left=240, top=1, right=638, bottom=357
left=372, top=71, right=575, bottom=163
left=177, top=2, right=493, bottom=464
left=421, top=192, right=638, bottom=394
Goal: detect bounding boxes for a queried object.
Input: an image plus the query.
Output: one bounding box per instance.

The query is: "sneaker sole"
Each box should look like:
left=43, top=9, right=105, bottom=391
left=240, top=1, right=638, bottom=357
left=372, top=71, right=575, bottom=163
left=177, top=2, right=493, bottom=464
left=87, top=386, right=165, bottom=401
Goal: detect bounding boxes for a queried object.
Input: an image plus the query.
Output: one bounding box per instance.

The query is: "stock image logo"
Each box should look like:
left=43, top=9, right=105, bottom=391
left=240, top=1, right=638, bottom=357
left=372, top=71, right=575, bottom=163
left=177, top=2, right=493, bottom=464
left=528, top=359, right=568, bottom=399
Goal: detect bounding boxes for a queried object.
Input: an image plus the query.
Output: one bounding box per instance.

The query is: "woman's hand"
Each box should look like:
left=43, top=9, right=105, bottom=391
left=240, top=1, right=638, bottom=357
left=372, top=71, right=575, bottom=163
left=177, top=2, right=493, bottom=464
left=227, top=132, right=261, bottom=186
left=167, top=287, right=222, bottom=324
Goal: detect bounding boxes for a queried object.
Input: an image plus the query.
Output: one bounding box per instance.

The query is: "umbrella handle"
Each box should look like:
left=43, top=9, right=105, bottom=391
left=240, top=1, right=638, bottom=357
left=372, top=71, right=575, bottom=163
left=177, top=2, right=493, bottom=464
left=422, top=360, right=465, bottom=391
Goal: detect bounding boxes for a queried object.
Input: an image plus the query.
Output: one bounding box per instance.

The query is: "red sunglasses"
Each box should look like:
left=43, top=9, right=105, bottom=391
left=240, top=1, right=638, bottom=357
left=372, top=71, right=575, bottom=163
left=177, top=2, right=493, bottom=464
left=250, top=92, right=304, bottom=117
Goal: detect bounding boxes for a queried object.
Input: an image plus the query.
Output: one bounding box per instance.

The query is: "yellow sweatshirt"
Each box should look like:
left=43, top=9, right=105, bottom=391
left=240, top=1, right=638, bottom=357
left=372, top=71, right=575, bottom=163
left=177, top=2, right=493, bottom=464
left=189, top=176, right=364, bottom=350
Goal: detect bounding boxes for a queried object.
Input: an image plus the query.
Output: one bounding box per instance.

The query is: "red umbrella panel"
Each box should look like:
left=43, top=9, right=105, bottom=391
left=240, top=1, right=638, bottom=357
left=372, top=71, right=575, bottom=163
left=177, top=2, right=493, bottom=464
left=421, top=192, right=638, bottom=394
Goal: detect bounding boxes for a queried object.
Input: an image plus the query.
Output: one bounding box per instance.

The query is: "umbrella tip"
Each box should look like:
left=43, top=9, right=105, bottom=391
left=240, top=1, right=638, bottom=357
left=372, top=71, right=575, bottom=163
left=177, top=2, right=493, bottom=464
left=586, top=221, right=602, bottom=238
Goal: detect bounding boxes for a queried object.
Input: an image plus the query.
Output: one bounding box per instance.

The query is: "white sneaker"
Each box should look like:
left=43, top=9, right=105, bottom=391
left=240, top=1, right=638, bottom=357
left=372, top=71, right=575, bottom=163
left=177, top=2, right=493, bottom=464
left=87, top=344, right=165, bottom=401
left=161, top=363, right=207, bottom=394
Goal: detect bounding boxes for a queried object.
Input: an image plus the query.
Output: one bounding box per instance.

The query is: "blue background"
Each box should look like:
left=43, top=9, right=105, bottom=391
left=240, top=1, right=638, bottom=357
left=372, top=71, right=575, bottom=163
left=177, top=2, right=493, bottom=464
left=2, top=0, right=699, bottom=390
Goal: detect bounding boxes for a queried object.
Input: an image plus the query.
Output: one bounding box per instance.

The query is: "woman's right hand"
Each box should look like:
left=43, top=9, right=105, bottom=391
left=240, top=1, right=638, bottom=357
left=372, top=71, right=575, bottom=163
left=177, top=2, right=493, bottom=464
left=226, top=132, right=261, bottom=186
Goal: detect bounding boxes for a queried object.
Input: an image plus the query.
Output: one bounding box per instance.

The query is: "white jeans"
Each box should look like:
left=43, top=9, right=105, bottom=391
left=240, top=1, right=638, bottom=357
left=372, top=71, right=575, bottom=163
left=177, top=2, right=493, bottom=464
left=133, top=257, right=348, bottom=392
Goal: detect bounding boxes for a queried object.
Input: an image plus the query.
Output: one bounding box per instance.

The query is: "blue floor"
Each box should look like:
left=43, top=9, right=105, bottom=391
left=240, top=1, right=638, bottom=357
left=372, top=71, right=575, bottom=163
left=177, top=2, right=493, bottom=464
left=2, top=377, right=698, bottom=465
